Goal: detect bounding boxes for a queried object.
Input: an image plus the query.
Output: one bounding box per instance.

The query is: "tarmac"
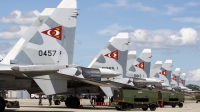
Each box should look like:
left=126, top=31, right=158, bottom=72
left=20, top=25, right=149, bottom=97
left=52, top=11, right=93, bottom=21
left=3, top=99, right=200, bottom=112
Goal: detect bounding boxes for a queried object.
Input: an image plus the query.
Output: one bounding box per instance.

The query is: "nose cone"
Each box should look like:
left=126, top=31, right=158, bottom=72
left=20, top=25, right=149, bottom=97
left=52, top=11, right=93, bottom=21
left=99, top=68, right=121, bottom=78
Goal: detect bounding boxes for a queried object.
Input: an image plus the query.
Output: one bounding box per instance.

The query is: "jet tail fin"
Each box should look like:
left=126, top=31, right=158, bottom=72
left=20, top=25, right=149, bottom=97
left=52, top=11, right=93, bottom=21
left=88, top=32, right=130, bottom=78
left=171, top=68, right=180, bottom=87
left=179, top=73, right=186, bottom=87
left=88, top=32, right=130, bottom=97
left=154, top=60, right=172, bottom=85
left=126, top=51, right=137, bottom=72
left=150, top=61, right=162, bottom=77
left=126, top=49, right=152, bottom=78
left=2, top=0, right=78, bottom=95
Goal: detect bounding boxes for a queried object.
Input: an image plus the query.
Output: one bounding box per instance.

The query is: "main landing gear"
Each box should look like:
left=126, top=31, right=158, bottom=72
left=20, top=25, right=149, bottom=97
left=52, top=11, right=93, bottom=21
left=65, top=96, right=80, bottom=108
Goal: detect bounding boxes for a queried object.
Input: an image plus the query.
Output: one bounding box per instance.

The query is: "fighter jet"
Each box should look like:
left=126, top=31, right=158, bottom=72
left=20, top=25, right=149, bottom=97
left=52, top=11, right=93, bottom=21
left=150, top=60, right=173, bottom=89
left=178, top=73, right=192, bottom=91
left=87, top=32, right=139, bottom=97
left=170, top=68, right=181, bottom=90
left=0, top=0, right=121, bottom=110
left=126, top=49, right=163, bottom=87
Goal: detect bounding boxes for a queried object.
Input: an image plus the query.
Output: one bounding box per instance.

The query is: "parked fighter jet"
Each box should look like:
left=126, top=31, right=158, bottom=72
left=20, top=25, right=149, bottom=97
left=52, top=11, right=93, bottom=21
left=170, top=68, right=181, bottom=90
left=150, top=60, right=173, bottom=89
left=179, top=73, right=192, bottom=91
left=126, top=49, right=163, bottom=87
left=0, top=0, right=121, bottom=110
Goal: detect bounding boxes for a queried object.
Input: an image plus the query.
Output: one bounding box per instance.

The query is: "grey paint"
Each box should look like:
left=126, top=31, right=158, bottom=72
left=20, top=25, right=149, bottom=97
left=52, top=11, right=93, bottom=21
left=29, top=32, right=44, bottom=45
left=13, top=50, right=33, bottom=65
left=129, top=65, right=136, bottom=72
left=160, top=67, right=172, bottom=84
left=96, top=55, right=106, bottom=63
left=154, top=73, right=160, bottom=78
left=107, top=44, right=128, bottom=78
left=176, top=76, right=180, bottom=86
left=45, top=17, right=76, bottom=65
left=137, top=58, right=151, bottom=78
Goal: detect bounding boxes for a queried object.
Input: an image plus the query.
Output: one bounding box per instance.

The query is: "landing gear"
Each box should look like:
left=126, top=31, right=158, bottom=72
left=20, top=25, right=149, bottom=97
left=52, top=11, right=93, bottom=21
left=0, top=97, right=6, bottom=112
left=65, top=96, right=80, bottom=108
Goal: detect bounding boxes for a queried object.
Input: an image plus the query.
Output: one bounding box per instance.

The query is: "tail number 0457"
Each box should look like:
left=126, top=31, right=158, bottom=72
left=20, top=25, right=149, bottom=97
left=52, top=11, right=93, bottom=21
left=38, top=50, right=56, bottom=56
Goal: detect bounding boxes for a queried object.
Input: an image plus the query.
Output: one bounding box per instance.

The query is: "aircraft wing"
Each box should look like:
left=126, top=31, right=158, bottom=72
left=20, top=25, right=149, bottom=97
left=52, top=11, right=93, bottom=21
left=0, top=65, right=116, bottom=87
left=55, top=72, right=115, bottom=87
left=0, top=65, right=68, bottom=77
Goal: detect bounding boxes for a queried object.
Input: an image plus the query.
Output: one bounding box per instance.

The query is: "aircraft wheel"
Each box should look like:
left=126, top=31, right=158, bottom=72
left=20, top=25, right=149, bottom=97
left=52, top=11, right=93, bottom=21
left=149, top=104, right=156, bottom=111
left=142, top=107, right=148, bottom=111
left=0, top=97, right=5, bottom=112
left=54, top=100, right=60, bottom=105
left=196, top=101, right=198, bottom=103
left=70, top=97, right=80, bottom=108
left=178, top=103, right=183, bottom=108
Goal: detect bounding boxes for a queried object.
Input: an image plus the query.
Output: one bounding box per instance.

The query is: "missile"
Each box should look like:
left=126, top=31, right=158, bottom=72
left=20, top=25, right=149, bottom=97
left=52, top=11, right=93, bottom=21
left=99, top=68, right=121, bottom=78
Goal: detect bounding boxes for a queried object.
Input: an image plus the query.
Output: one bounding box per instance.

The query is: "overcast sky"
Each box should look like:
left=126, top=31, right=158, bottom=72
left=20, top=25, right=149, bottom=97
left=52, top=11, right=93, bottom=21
left=0, top=0, right=200, bottom=85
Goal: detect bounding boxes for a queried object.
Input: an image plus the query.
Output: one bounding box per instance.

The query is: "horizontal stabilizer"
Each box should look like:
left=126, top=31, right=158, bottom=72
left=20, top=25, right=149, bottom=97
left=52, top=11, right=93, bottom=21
left=11, top=65, right=68, bottom=72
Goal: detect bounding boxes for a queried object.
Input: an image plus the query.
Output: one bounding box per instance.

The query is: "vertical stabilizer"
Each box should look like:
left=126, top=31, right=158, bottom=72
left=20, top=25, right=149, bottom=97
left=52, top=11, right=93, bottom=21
left=126, top=51, right=137, bottom=72
left=179, top=73, right=186, bottom=87
left=126, top=49, right=152, bottom=78
left=150, top=61, right=162, bottom=78
left=1, top=0, right=78, bottom=95
left=153, top=60, right=172, bottom=85
left=88, top=32, right=130, bottom=97
left=171, top=68, right=180, bottom=87
left=88, top=32, right=130, bottom=78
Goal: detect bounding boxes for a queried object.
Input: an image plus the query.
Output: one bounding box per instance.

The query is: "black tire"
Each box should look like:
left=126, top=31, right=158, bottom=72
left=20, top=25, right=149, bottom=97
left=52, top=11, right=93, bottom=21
left=54, top=100, right=61, bottom=105
left=171, top=105, right=176, bottom=108
left=142, top=107, right=148, bottom=111
left=196, top=101, right=198, bottom=103
left=70, top=97, right=80, bottom=108
left=178, top=103, right=183, bottom=108
left=0, top=97, right=5, bottom=112
left=149, top=105, right=156, bottom=111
